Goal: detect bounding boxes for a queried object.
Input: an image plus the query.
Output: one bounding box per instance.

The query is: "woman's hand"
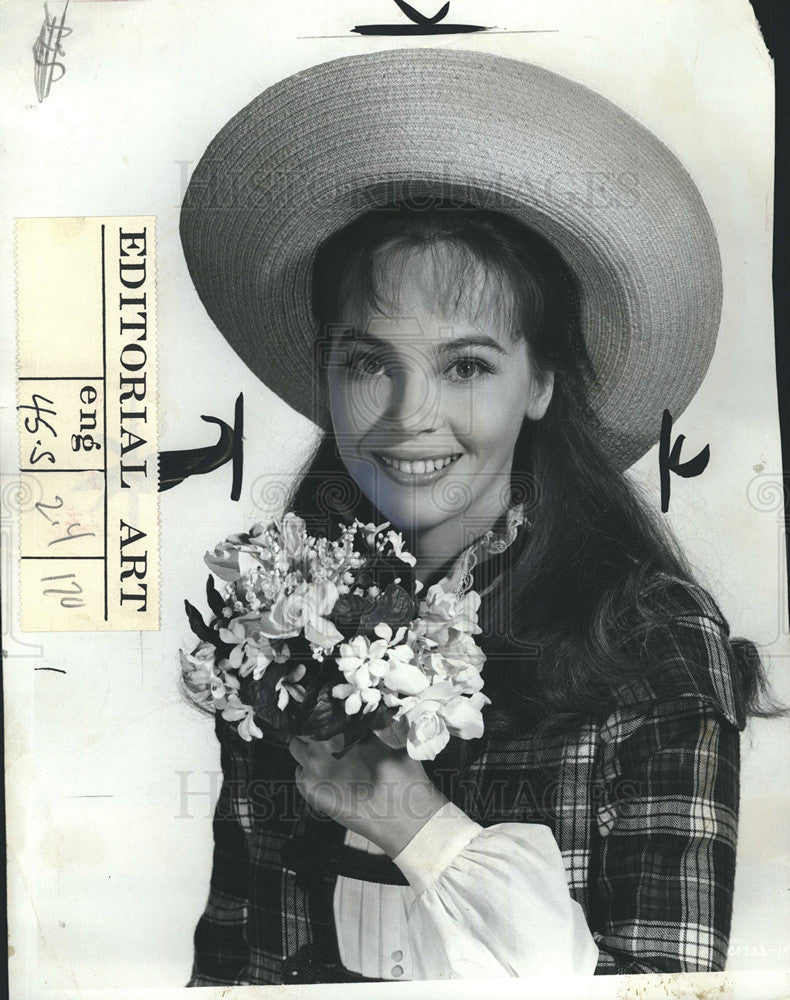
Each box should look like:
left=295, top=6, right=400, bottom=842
left=289, top=733, right=449, bottom=859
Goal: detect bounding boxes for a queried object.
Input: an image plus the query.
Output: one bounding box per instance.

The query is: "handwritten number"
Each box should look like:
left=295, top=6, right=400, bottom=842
left=29, top=441, right=56, bottom=465
left=19, top=393, right=58, bottom=437
left=56, top=596, right=84, bottom=609
left=659, top=409, right=710, bottom=513
left=40, top=573, right=84, bottom=609
left=35, top=495, right=64, bottom=523
left=48, top=522, right=96, bottom=546
left=19, top=393, right=58, bottom=464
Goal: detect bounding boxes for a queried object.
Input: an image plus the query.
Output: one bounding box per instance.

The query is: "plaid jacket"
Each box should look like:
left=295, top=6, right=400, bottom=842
left=186, top=578, right=746, bottom=985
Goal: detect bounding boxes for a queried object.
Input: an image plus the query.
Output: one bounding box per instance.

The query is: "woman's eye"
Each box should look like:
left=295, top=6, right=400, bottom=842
left=446, top=357, right=494, bottom=382
left=347, top=352, right=386, bottom=379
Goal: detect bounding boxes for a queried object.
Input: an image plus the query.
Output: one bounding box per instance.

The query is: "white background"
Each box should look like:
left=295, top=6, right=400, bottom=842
left=1, top=0, right=789, bottom=996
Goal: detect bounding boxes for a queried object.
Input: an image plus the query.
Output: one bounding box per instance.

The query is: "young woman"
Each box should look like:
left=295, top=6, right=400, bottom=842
left=179, top=49, right=776, bottom=984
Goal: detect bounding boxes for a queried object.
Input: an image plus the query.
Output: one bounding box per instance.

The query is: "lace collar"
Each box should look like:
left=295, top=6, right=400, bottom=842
left=440, top=503, right=527, bottom=597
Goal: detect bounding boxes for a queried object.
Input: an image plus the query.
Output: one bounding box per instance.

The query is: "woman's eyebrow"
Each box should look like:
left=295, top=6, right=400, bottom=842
left=334, top=330, right=508, bottom=355
left=434, top=335, right=507, bottom=356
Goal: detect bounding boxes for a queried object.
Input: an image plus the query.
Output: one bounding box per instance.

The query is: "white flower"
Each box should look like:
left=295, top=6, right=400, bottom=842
left=450, top=664, right=485, bottom=694
left=179, top=643, right=218, bottom=706
left=356, top=519, right=390, bottom=547
left=439, top=690, right=489, bottom=740
left=204, top=544, right=244, bottom=582
left=236, top=635, right=273, bottom=679
left=181, top=641, right=216, bottom=672
left=375, top=628, right=430, bottom=697
left=275, top=663, right=307, bottom=710
left=332, top=682, right=382, bottom=715
left=373, top=622, right=406, bottom=645
left=218, top=616, right=249, bottom=645
left=336, top=634, right=391, bottom=688
left=382, top=690, right=404, bottom=708
left=238, top=711, right=264, bottom=741
left=193, top=514, right=488, bottom=756
left=280, top=513, right=308, bottom=561
left=422, top=632, right=486, bottom=687
left=259, top=580, right=343, bottom=652
left=404, top=703, right=450, bottom=760
left=209, top=665, right=240, bottom=704
left=239, top=637, right=289, bottom=680
left=386, top=529, right=417, bottom=566
left=221, top=694, right=263, bottom=741
left=394, top=682, right=490, bottom=760
left=414, top=584, right=481, bottom=646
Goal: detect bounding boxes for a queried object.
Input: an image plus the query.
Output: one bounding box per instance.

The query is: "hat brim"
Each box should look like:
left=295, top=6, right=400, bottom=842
left=180, top=48, right=722, bottom=470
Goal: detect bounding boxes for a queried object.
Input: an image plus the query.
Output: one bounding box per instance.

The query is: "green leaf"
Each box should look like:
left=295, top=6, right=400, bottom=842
left=184, top=600, right=215, bottom=643
left=206, top=575, right=226, bottom=619
left=331, top=591, right=373, bottom=627
left=297, top=683, right=361, bottom=741
left=359, top=583, right=416, bottom=632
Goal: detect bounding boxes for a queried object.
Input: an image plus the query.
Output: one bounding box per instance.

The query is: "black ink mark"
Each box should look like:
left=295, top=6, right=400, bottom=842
left=35, top=495, right=64, bottom=523
left=18, top=392, right=59, bottom=464
left=33, top=1, right=72, bottom=102
left=29, top=441, right=56, bottom=466
left=18, top=393, right=58, bottom=438
left=353, top=0, right=488, bottom=35
left=158, top=392, right=244, bottom=501
left=659, top=408, right=710, bottom=513
left=34, top=666, right=67, bottom=674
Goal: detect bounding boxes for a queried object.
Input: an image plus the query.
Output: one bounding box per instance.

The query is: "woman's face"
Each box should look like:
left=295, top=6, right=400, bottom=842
left=326, top=245, right=554, bottom=539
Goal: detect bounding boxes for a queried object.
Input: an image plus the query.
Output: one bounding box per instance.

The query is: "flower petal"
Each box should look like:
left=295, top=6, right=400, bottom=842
left=407, top=719, right=450, bottom=760
left=440, top=696, right=485, bottom=740
left=383, top=661, right=430, bottom=695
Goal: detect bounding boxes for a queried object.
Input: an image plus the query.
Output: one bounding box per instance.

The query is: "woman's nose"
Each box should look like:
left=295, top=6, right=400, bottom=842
left=385, top=365, right=439, bottom=434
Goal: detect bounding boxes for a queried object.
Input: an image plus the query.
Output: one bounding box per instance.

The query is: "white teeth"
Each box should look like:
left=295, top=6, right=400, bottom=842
left=378, top=454, right=460, bottom=475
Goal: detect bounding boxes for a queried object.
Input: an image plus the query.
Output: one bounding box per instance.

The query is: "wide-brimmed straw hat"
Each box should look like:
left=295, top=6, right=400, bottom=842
left=180, top=48, right=721, bottom=470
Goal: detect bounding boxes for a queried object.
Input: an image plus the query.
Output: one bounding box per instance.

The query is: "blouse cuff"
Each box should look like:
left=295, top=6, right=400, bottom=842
left=392, top=801, right=483, bottom=896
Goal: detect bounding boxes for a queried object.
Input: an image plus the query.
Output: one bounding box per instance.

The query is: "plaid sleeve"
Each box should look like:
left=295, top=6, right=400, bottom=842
left=187, top=725, right=252, bottom=987
left=592, top=695, right=741, bottom=974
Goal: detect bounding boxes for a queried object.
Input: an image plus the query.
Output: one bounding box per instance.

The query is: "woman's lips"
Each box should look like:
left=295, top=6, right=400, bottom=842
left=373, top=452, right=463, bottom=484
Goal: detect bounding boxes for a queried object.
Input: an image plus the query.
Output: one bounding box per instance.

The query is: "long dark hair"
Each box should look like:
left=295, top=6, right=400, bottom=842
left=289, top=204, right=775, bottom=738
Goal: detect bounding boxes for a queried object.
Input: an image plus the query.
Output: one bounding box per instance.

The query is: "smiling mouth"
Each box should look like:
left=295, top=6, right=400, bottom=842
left=375, top=453, right=462, bottom=475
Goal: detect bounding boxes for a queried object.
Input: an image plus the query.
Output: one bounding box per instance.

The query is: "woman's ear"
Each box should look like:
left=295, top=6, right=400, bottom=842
left=524, top=369, right=555, bottom=421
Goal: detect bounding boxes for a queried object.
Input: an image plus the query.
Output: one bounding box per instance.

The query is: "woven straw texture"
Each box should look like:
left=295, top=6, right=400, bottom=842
left=180, top=48, right=722, bottom=469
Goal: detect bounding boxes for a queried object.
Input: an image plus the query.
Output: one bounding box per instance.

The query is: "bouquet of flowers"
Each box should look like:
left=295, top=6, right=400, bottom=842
left=180, top=514, right=489, bottom=760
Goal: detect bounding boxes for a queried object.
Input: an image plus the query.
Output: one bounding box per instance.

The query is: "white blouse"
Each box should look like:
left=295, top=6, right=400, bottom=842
left=333, top=801, right=600, bottom=980
left=334, top=506, right=599, bottom=980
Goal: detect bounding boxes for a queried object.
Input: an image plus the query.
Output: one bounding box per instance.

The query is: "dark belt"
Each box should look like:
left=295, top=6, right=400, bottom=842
left=282, top=833, right=409, bottom=890
left=281, top=942, right=383, bottom=984
left=280, top=827, right=401, bottom=984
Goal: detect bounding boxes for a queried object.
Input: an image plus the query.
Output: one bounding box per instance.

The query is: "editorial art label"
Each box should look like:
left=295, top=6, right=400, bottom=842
left=16, top=216, right=159, bottom=631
